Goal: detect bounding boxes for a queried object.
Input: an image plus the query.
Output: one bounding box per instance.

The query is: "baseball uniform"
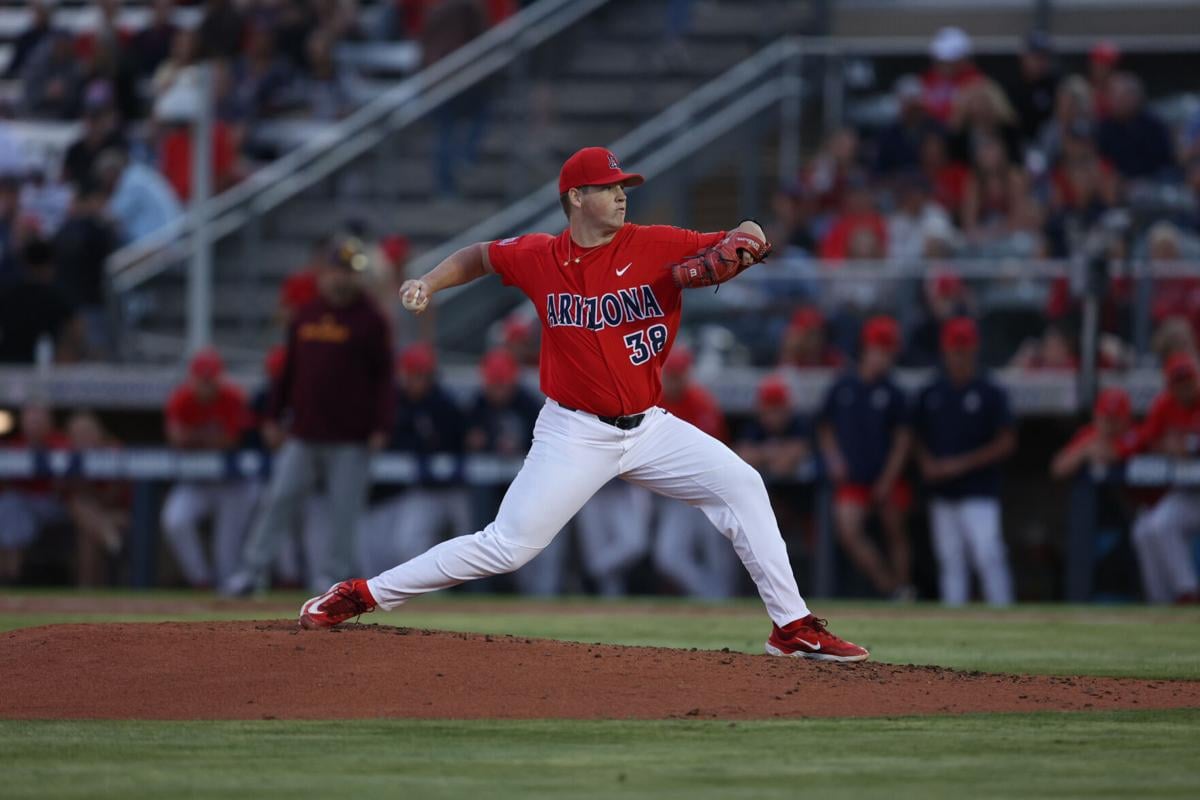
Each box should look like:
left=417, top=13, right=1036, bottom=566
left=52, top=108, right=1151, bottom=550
left=1125, top=385, right=1200, bottom=603
left=913, top=372, right=1015, bottom=606
left=818, top=371, right=911, bottom=508
left=366, top=223, right=812, bottom=626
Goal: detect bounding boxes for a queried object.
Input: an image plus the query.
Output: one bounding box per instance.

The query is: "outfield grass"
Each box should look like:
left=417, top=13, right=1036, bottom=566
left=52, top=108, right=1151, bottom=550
left=3, top=593, right=1198, bottom=679
left=3, top=711, right=1197, bottom=800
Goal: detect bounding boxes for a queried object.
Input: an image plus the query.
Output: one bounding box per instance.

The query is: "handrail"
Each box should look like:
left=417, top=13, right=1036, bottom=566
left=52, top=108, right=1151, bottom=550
left=105, top=0, right=614, bottom=291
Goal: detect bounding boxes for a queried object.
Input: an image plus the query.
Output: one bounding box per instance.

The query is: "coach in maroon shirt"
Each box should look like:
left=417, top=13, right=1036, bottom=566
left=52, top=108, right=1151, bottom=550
left=227, top=236, right=394, bottom=595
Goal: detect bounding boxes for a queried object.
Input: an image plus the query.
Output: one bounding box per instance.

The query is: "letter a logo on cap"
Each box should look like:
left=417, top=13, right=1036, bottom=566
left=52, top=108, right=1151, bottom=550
left=608, top=153, right=619, bottom=170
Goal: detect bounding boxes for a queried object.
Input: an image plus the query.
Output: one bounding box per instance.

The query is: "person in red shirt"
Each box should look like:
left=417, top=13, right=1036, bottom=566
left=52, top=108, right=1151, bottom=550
left=818, top=175, right=888, bottom=261
left=159, top=348, right=258, bottom=589
left=653, top=346, right=736, bottom=598
left=921, top=27, right=984, bottom=125
left=1126, top=354, right=1200, bottom=603
left=300, top=146, right=869, bottom=662
left=0, top=401, right=70, bottom=584
left=1051, top=388, right=1135, bottom=480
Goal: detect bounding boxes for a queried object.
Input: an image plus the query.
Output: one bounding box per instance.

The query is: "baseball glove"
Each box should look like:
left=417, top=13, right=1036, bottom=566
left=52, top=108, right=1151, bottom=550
left=670, top=230, right=772, bottom=289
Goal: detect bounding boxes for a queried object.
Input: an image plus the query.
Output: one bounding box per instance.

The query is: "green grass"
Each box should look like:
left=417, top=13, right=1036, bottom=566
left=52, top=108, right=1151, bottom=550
left=3, top=593, right=1198, bottom=679
left=3, top=711, right=1198, bottom=799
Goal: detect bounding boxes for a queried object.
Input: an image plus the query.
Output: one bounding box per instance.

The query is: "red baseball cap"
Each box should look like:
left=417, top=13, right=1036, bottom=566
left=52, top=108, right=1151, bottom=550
left=189, top=347, right=224, bottom=380
left=1090, top=40, right=1120, bottom=66
left=1164, top=352, right=1199, bottom=383
left=502, top=316, right=534, bottom=345
left=398, top=342, right=437, bottom=375
left=931, top=270, right=964, bottom=299
left=862, top=315, right=901, bottom=351
left=663, top=346, right=693, bottom=376
left=480, top=348, right=519, bottom=386
left=757, top=375, right=791, bottom=408
left=264, top=345, right=287, bottom=381
left=941, top=317, right=980, bottom=351
left=788, top=306, right=825, bottom=333
left=1093, top=387, right=1131, bottom=420
left=558, top=147, right=644, bottom=195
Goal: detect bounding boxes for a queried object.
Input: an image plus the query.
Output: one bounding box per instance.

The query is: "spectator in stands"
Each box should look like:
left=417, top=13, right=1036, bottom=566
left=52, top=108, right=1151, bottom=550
left=873, top=75, right=941, bottom=178
left=274, top=0, right=321, bottom=71
left=886, top=171, right=956, bottom=261
left=423, top=0, right=490, bottom=196
left=95, top=147, right=182, bottom=244
left=18, top=30, right=85, bottom=119
left=803, top=127, right=861, bottom=216
left=4, top=0, right=57, bottom=80
left=1009, top=324, right=1079, bottom=372
left=228, top=24, right=298, bottom=121
left=0, top=238, right=84, bottom=364
left=360, top=343, right=470, bottom=575
left=914, top=317, right=1017, bottom=606
left=1036, top=75, right=1094, bottom=170
left=778, top=305, right=843, bottom=369
left=736, top=375, right=813, bottom=544
left=919, top=129, right=969, bottom=221
left=818, top=316, right=914, bottom=600
left=921, top=27, right=982, bottom=125
left=0, top=401, right=70, bottom=584
left=1097, top=73, right=1176, bottom=180
left=1152, top=315, right=1198, bottom=364
left=905, top=268, right=973, bottom=368
left=197, top=0, right=246, bottom=60
left=151, top=28, right=199, bottom=100
left=63, top=409, right=129, bottom=587
left=304, top=29, right=358, bottom=120
left=18, top=163, right=73, bottom=238
left=1050, top=387, right=1134, bottom=480
left=1127, top=353, right=1200, bottom=604
left=131, top=0, right=180, bottom=82
left=766, top=179, right=819, bottom=258
left=159, top=349, right=257, bottom=589
left=230, top=236, right=394, bottom=594
left=948, top=78, right=1023, bottom=168
left=1088, top=40, right=1121, bottom=120
left=1010, top=31, right=1059, bottom=143
left=62, top=86, right=127, bottom=191
left=156, top=104, right=242, bottom=201
left=1048, top=120, right=1119, bottom=223
left=79, top=2, right=140, bottom=124
left=962, top=133, right=1030, bottom=246
left=653, top=347, right=737, bottom=598
left=53, top=181, right=118, bottom=356
left=1146, top=222, right=1200, bottom=344
left=819, top=173, right=887, bottom=261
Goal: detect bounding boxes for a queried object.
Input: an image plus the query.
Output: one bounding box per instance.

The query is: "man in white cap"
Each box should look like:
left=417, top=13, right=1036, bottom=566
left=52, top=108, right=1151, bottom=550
left=922, top=26, right=981, bottom=124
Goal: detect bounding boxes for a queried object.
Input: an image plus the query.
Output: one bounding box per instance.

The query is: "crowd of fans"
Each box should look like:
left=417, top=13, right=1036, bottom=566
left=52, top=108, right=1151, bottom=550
left=763, top=26, right=1200, bottom=373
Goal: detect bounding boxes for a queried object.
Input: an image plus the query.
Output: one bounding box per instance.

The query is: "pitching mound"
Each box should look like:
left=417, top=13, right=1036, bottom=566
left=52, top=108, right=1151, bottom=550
left=2, top=621, right=1197, bottom=720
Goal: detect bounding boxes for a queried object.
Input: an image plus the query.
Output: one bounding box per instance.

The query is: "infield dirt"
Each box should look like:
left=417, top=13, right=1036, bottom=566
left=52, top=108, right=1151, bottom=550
left=2, top=621, right=1198, bottom=720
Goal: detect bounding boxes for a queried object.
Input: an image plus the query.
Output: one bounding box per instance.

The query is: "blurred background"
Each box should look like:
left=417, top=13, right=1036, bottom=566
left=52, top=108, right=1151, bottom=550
left=1, top=0, right=1199, bottom=605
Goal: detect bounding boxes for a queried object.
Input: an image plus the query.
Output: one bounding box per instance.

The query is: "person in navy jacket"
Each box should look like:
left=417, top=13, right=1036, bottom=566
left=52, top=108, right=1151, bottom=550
left=913, top=317, right=1016, bottom=606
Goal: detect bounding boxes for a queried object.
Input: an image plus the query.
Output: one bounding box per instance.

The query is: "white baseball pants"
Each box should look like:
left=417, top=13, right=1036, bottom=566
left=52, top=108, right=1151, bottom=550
left=369, top=400, right=811, bottom=625
left=1132, top=490, right=1200, bottom=603
left=160, top=481, right=259, bottom=587
left=929, top=497, right=1014, bottom=606
left=576, top=479, right=652, bottom=595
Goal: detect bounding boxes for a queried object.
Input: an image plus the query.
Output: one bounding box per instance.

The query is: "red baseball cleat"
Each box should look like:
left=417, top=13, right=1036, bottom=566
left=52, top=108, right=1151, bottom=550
left=765, top=615, right=870, bottom=662
left=299, top=579, right=378, bottom=630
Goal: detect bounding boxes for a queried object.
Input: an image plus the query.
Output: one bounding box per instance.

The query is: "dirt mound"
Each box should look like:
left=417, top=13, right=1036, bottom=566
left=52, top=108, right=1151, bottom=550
left=2, top=621, right=1197, bottom=720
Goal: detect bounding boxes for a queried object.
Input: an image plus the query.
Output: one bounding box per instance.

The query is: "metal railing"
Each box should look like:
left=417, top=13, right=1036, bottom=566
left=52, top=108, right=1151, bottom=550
left=104, top=0, right=615, bottom=294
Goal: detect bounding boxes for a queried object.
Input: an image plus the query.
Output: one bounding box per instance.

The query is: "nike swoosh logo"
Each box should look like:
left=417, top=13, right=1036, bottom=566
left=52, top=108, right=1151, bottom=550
left=794, top=637, right=821, bottom=650
left=616, top=263, right=632, bottom=276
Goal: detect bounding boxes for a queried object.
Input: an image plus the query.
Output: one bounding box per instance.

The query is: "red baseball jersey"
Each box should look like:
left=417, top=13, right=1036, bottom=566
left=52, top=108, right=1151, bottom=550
left=1125, top=391, right=1200, bottom=455
left=487, top=224, right=723, bottom=416
left=165, top=383, right=250, bottom=444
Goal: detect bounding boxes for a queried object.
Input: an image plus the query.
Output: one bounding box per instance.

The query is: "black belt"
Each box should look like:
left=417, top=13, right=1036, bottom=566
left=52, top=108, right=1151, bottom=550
left=559, top=404, right=646, bottom=430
